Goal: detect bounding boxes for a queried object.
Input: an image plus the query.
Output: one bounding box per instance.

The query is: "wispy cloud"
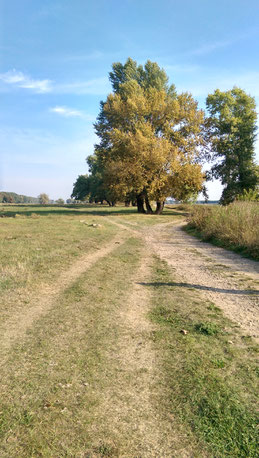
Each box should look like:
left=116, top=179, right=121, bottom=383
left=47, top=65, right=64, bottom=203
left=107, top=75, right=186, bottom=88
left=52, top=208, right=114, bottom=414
left=0, top=69, right=110, bottom=95
left=0, top=69, right=52, bottom=93
left=189, top=28, right=259, bottom=57
left=190, top=39, right=233, bottom=56
left=50, top=105, right=96, bottom=121
left=50, top=106, right=84, bottom=117
left=177, top=70, right=259, bottom=97
left=55, top=77, right=110, bottom=95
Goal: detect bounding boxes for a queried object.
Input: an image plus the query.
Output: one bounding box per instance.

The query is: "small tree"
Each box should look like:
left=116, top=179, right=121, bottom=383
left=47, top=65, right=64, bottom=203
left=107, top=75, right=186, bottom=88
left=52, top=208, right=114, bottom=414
left=71, top=175, right=91, bottom=201
left=38, top=193, right=49, bottom=205
left=56, top=198, right=64, bottom=205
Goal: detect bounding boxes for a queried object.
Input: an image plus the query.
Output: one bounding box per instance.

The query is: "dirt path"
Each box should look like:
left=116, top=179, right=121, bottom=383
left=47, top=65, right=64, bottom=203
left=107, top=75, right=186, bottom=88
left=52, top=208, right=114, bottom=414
left=91, top=248, right=194, bottom=457
left=145, top=221, right=259, bottom=339
left=0, top=232, right=127, bottom=358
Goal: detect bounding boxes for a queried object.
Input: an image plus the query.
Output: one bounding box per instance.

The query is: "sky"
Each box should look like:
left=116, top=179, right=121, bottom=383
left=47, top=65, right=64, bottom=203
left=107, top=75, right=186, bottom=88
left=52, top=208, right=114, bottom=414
left=0, top=0, right=259, bottom=201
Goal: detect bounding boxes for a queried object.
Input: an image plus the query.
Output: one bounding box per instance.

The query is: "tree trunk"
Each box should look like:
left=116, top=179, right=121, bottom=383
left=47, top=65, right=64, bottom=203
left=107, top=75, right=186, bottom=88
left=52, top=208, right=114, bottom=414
left=106, top=200, right=112, bottom=206
left=137, top=194, right=146, bottom=213
left=145, top=196, right=153, bottom=214
left=111, top=201, right=116, bottom=207
left=125, top=200, right=131, bottom=207
left=155, top=201, right=164, bottom=214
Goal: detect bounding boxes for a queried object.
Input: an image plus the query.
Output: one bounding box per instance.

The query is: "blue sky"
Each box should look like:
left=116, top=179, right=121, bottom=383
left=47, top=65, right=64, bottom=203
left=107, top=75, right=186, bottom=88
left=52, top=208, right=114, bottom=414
left=0, top=0, right=258, bottom=200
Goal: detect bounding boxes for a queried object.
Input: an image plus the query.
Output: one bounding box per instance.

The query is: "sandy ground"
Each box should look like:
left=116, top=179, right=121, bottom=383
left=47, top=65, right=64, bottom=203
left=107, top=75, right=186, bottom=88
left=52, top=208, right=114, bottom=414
left=145, top=221, right=259, bottom=340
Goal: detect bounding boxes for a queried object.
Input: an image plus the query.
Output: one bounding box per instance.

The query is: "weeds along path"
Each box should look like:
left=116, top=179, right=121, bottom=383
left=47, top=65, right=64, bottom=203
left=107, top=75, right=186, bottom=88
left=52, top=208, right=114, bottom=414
left=0, top=232, right=127, bottom=358
left=145, top=221, right=259, bottom=340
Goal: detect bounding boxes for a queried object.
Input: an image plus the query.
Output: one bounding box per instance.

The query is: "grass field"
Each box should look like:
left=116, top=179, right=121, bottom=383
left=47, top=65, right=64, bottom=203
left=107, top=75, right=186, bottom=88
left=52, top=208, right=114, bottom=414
left=0, top=204, right=258, bottom=457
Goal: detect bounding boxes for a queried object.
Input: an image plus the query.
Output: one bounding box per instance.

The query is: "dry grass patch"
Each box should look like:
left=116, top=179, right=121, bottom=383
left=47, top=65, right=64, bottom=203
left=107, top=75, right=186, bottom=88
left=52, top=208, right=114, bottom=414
left=187, top=202, right=259, bottom=260
left=0, top=210, right=118, bottom=325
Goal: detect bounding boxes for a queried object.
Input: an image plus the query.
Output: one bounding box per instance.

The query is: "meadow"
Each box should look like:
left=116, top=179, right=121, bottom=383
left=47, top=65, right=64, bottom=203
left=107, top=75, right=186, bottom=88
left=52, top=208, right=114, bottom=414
left=0, top=204, right=258, bottom=457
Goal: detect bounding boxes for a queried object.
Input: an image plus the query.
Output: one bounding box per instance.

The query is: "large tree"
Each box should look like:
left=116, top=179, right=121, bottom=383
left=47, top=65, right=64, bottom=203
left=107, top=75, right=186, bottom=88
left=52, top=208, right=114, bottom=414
left=92, top=58, right=205, bottom=213
left=206, top=87, right=258, bottom=204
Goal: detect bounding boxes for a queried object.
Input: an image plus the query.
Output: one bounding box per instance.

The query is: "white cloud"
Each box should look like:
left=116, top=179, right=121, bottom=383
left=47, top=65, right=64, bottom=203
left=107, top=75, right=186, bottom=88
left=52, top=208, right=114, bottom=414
left=50, top=106, right=84, bottom=118
left=0, top=69, right=110, bottom=96
left=0, top=69, right=52, bottom=93
left=49, top=106, right=96, bottom=121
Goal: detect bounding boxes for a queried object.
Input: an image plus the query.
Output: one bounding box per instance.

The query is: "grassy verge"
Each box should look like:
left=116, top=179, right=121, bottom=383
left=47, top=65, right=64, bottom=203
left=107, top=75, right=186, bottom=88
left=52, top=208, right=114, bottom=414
left=186, top=202, right=259, bottom=260
left=148, top=257, right=258, bottom=457
left=0, top=237, right=143, bottom=456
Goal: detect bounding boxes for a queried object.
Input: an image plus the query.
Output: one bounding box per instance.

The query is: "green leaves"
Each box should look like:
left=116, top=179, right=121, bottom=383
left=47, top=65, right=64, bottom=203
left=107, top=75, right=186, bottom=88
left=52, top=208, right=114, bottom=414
left=206, top=88, right=258, bottom=204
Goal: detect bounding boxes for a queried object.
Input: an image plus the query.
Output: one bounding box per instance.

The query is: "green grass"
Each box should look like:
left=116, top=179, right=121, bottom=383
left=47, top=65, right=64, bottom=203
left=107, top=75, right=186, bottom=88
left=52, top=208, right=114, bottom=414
left=0, top=207, right=122, bottom=332
left=0, top=237, right=143, bottom=456
left=186, top=202, right=259, bottom=260
left=148, top=257, right=258, bottom=457
left=0, top=204, right=258, bottom=456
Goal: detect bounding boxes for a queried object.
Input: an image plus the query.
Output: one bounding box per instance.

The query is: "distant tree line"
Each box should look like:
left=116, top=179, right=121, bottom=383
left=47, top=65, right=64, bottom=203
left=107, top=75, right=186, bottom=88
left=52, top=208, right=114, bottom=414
left=71, top=58, right=258, bottom=212
left=0, top=192, right=39, bottom=204
left=0, top=192, right=67, bottom=205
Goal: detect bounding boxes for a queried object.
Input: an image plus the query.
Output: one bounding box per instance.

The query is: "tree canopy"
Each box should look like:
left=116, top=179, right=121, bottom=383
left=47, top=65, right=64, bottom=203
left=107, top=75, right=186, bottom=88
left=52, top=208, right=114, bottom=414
left=77, top=58, right=205, bottom=213
left=206, top=87, right=258, bottom=204
left=72, top=59, right=258, bottom=209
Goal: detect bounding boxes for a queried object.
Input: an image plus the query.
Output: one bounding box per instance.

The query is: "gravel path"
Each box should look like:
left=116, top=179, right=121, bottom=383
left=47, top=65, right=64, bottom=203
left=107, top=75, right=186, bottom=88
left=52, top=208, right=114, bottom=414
left=145, top=221, right=259, bottom=340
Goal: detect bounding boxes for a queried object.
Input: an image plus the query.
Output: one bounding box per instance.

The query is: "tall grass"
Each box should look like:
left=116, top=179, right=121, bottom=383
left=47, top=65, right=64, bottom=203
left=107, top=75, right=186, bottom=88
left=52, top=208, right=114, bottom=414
left=187, top=202, right=259, bottom=260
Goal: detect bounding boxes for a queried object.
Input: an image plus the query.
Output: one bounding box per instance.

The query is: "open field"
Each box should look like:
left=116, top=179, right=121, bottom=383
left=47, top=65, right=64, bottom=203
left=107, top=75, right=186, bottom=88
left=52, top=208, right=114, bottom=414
left=0, top=205, right=258, bottom=457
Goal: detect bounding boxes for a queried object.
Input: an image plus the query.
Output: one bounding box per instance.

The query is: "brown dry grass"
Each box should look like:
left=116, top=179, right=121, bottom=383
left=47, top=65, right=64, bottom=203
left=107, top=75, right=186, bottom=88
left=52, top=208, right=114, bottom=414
left=187, top=202, right=259, bottom=259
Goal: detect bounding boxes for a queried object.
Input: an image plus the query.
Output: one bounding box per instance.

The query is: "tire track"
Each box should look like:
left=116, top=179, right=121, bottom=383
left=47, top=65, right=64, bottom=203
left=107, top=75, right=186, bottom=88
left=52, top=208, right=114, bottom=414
left=0, top=233, right=127, bottom=358
left=145, top=221, right=259, bottom=339
left=90, top=247, right=194, bottom=457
